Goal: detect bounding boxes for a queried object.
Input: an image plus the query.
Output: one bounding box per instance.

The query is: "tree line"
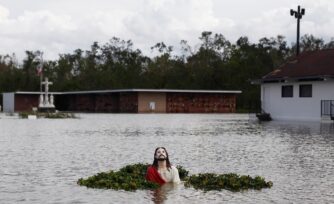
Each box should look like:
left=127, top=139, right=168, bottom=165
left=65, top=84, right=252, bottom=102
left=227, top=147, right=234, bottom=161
left=1, top=32, right=333, bottom=111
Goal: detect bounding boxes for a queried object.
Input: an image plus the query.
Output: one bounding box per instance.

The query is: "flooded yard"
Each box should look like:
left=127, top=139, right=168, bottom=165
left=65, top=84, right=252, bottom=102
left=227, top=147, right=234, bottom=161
left=0, top=114, right=333, bottom=203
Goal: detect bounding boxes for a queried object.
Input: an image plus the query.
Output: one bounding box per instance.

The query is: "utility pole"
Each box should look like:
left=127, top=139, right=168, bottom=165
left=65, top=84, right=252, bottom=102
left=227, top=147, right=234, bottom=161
left=290, top=5, right=305, bottom=56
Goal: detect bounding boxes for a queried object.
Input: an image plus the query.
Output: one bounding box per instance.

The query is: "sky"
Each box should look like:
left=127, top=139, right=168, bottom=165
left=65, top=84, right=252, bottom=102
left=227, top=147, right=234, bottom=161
left=0, top=0, right=334, bottom=61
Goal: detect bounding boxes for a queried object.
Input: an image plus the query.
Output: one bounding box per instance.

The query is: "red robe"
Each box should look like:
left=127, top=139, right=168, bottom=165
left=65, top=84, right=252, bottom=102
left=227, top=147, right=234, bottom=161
left=145, top=166, right=166, bottom=185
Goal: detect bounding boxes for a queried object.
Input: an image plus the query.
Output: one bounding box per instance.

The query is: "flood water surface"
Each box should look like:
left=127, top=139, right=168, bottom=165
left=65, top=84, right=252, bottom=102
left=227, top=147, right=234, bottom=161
left=0, top=114, right=333, bottom=203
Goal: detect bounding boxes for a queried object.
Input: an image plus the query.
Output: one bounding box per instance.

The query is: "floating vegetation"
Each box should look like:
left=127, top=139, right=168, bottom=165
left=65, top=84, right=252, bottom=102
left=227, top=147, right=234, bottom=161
left=78, top=163, right=158, bottom=191
left=77, top=163, right=272, bottom=192
left=19, top=111, right=76, bottom=119
left=177, top=165, right=189, bottom=179
left=78, top=163, right=188, bottom=191
left=184, top=173, right=273, bottom=192
left=44, top=112, right=76, bottom=119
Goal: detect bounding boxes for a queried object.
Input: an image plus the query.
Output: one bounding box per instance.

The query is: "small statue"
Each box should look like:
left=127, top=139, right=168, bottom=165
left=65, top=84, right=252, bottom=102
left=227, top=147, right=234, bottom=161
left=39, top=94, right=44, bottom=107
left=50, top=94, right=55, bottom=107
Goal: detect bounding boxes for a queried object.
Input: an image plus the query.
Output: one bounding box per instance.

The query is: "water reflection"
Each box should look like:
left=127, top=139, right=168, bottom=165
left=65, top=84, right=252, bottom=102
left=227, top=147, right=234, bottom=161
left=150, top=183, right=180, bottom=204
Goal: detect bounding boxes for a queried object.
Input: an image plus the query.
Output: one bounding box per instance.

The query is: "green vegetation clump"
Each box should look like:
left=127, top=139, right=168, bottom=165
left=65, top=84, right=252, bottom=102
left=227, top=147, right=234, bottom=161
left=44, top=112, right=76, bottom=119
left=77, top=163, right=272, bottom=192
left=78, top=163, right=158, bottom=191
left=184, top=173, right=273, bottom=192
left=19, top=111, right=76, bottom=119
left=177, top=165, right=189, bottom=179
left=19, top=112, right=30, bottom=118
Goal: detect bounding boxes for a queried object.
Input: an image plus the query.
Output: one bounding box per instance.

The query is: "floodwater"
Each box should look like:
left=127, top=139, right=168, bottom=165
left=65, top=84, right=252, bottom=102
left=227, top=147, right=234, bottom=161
left=0, top=114, right=333, bottom=204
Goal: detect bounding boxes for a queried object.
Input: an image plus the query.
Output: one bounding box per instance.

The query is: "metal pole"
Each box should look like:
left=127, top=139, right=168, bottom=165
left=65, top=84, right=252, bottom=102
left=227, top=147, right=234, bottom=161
left=296, top=6, right=300, bottom=56
left=290, top=5, right=305, bottom=56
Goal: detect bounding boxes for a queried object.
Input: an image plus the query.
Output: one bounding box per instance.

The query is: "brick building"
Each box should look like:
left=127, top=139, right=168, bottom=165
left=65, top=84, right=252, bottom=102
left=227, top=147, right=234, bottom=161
left=2, top=89, right=241, bottom=113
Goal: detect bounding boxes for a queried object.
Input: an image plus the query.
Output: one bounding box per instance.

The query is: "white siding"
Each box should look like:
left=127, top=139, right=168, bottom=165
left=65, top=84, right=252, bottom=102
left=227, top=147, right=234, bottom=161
left=261, top=80, right=334, bottom=121
left=2, top=93, right=15, bottom=113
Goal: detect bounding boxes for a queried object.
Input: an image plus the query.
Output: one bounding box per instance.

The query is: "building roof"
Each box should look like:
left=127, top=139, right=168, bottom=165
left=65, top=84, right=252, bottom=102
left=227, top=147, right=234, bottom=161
left=11, top=91, right=62, bottom=95
left=3, top=89, right=242, bottom=95
left=61, top=89, right=242, bottom=94
left=261, top=49, right=334, bottom=83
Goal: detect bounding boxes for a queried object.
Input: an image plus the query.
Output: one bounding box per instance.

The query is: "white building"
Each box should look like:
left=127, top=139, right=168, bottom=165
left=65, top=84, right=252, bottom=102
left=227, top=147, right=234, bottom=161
left=257, top=49, right=334, bottom=121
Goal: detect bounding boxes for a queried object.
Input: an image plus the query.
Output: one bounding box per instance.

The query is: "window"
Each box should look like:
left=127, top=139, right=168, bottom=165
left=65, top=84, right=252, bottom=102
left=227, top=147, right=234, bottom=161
left=282, top=85, right=293, bottom=97
left=299, top=84, right=312, bottom=97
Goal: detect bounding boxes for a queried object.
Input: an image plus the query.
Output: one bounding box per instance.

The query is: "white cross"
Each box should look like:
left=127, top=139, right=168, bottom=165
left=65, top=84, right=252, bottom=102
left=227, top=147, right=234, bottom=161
left=41, top=77, right=53, bottom=95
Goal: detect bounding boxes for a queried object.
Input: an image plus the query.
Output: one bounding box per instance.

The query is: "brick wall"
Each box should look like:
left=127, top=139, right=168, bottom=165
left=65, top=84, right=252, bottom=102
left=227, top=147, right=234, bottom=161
left=119, top=92, right=138, bottom=113
left=166, top=93, right=236, bottom=113
left=95, top=94, right=119, bottom=112
left=12, top=91, right=238, bottom=113
left=15, top=94, right=39, bottom=112
left=68, top=94, right=96, bottom=112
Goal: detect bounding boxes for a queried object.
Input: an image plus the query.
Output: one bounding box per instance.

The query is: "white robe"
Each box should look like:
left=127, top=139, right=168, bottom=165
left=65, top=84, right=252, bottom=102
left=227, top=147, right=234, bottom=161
left=157, top=166, right=181, bottom=183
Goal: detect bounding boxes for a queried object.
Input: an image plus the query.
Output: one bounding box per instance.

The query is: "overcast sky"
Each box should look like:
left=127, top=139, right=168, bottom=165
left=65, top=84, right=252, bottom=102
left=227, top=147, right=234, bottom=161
left=0, top=0, right=334, bottom=61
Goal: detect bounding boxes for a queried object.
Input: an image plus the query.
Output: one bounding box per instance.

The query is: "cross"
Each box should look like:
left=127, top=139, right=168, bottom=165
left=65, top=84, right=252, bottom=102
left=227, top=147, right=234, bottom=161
left=41, top=77, right=53, bottom=95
